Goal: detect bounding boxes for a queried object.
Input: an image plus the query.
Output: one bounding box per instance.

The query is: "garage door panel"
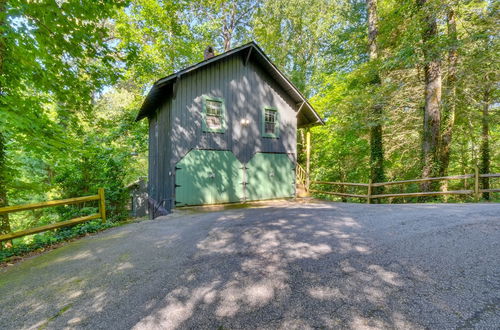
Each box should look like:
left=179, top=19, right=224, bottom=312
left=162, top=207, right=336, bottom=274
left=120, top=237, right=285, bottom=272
left=176, top=150, right=243, bottom=206
left=246, top=153, right=295, bottom=201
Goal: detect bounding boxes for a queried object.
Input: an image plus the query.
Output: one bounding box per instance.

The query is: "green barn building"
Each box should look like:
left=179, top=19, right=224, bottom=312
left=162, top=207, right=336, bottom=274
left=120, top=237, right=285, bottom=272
left=136, top=42, right=323, bottom=217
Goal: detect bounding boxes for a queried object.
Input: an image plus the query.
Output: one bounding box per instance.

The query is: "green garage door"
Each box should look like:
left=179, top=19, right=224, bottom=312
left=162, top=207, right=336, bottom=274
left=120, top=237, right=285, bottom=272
left=246, top=153, right=295, bottom=201
left=175, top=150, right=243, bottom=206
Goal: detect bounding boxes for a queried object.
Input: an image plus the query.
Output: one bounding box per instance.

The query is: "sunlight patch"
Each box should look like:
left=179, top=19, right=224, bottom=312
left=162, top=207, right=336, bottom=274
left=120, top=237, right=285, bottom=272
left=116, top=261, right=134, bottom=271
left=67, top=317, right=82, bottom=325
left=245, top=282, right=275, bottom=306
left=350, top=314, right=388, bottom=329
left=279, top=319, right=314, bottom=329
left=67, top=290, right=83, bottom=299
left=314, top=230, right=332, bottom=237
left=340, top=260, right=357, bottom=273
left=197, top=230, right=236, bottom=254
left=339, top=217, right=362, bottom=228
left=216, top=279, right=280, bottom=317
left=368, top=265, right=402, bottom=286
left=362, top=286, right=386, bottom=302
left=133, top=282, right=219, bottom=329
left=354, top=245, right=370, bottom=253
left=284, top=242, right=332, bottom=260
left=308, top=286, right=344, bottom=300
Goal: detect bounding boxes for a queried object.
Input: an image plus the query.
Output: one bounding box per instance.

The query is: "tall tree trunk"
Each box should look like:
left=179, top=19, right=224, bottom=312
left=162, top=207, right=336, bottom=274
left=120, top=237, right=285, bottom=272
left=418, top=0, right=442, bottom=192
left=222, top=28, right=232, bottom=52
left=367, top=0, right=378, bottom=61
left=439, top=8, right=458, bottom=179
left=367, top=0, right=385, bottom=195
left=0, top=0, right=12, bottom=247
left=222, top=2, right=237, bottom=51
left=480, top=87, right=490, bottom=200
left=0, top=133, right=10, bottom=236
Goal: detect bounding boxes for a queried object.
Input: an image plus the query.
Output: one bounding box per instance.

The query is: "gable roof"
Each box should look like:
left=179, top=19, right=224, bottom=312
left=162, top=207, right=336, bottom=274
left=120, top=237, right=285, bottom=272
left=136, top=41, right=323, bottom=128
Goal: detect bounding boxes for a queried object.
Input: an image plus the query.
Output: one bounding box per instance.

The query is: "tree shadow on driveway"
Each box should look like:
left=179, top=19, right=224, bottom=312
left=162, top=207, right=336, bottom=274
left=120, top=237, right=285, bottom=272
left=1, top=202, right=499, bottom=329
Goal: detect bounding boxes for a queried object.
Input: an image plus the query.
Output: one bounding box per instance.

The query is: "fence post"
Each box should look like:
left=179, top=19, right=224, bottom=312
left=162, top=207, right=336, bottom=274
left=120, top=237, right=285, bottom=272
left=367, top=179, right=372, bottom=204
left=98, top=188, right=106, bottom=223
left=474, top=166, right=479, bottom=202
left=306, top=129, right=311, bottom=191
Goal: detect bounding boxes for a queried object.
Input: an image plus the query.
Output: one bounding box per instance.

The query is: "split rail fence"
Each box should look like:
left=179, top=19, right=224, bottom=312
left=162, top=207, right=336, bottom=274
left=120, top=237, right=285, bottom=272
left=307, top=168, right=500, bottom=204
left=0, top=188, right=106, bottom=243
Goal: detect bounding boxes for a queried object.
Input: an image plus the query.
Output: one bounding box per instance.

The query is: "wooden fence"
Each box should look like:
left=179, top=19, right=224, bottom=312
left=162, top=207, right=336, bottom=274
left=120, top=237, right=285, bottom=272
left=308, top=169, right=500, bottom=204
left=0, top=189, right=106, bottom=243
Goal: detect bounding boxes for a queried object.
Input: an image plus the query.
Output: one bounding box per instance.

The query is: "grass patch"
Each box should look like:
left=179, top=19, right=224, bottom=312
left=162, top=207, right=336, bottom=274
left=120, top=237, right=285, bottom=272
left=38, top=303, right=73, bottom=330
left=0, top=220, right=114, bottom=264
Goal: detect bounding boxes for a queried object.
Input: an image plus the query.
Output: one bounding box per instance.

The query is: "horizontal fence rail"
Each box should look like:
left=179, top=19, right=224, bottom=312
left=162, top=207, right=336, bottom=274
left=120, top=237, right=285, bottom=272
left=0, top=195, right=100, bottom=215
left=312, top=181, right=370, bottom=187
left=308, top=189, right=367, bottom=199
left=369, top=174, right=475, bottom=187
left=309, top=169, right=499, bottom=204
left=0, top=188, right=106, bottom=243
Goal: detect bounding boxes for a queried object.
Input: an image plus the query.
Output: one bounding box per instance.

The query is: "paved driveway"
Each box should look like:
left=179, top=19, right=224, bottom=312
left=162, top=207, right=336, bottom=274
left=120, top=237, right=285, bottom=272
left=1, top=201, right=499, bottom=329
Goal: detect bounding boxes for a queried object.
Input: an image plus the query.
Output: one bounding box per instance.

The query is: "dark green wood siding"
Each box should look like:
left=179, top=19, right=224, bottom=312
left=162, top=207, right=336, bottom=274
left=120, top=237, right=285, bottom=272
left=170, top=56, right=297, bottom=166
left=147, top=98, right=173, bottom=213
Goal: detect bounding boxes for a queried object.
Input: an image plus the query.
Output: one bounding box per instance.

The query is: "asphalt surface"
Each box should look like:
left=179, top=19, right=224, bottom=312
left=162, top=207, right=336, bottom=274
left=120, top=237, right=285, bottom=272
left=1, top=201, right=499, bottom=329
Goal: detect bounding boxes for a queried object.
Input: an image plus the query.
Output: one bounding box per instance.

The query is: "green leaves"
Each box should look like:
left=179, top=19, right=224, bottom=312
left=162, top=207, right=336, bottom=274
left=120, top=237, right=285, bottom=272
left=1, top=0, right=130, bottom=237
left=252, top=0, right=337, bottom=96
left=2, top=0, right=126, bottom=146
left=116, top=0, right=203, bottom=85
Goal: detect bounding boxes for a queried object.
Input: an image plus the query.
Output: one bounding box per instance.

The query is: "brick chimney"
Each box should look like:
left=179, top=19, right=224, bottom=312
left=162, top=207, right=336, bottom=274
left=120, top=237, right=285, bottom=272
left=204, top=46, right=215, bottom=60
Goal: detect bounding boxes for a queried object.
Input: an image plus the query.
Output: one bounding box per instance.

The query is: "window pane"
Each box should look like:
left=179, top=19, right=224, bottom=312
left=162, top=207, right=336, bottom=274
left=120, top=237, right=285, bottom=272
left=206, top=100, right=222, bottom=116
left=265, top=110, right=276, bottom=123
left=206, top=115, right=222, bottom=129
left=265, top=122, right=275, bottom=134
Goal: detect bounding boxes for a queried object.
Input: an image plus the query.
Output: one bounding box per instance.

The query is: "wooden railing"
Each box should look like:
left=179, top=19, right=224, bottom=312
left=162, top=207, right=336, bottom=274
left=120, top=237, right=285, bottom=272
left=0, top=189, right=106, bottom=242
left=309, top=170, right=500, bottom=204
left=296, top=163, right=308, bottom=189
